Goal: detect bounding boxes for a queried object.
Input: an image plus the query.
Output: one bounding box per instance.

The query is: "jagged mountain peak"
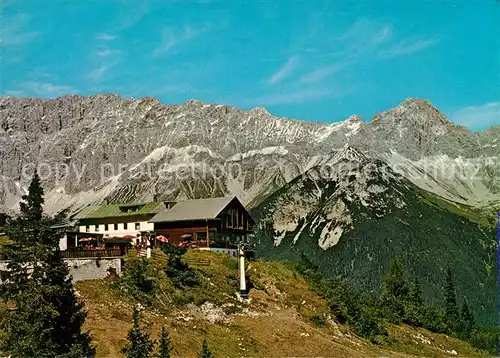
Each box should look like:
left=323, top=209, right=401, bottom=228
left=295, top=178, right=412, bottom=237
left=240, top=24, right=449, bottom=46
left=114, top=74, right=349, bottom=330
left=345, top=114, right=363, bottom=123
left=249, top=106, right=273, bottom=117
left=184, top=99, right=205, bottom=107
left=372, top=98, right=452, bottom=126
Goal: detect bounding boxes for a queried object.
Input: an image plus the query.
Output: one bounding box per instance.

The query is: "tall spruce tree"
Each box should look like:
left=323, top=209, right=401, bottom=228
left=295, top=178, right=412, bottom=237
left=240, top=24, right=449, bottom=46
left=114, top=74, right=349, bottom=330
left=404, top=278, right=424, bottom=326
left=458, top=298, right=475, bottom=339
left=197, top=339, right=214, bottom=358
left=156, top=326, right=173, bottom=358
left=380, top=258, right=410, bottom=322
left=122, top=305, right=154, bottom=358
left=0, top=171, right=95, bottom=357
left=444, top=268, right=459, bottom=330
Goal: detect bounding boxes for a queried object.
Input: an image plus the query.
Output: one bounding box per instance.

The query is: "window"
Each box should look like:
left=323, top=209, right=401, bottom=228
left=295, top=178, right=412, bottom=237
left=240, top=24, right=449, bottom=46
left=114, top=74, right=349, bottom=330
left=95, top=225, right=99, bottom=232
left=119, top=204, right=144, bottom=213
left=197, top=232, right=207, bottom=240
left=124, top=223, right=128, bottom=230
left=104, top=224, right=109, bottom=231
left=85, top=225, right=90, bottom=232
left=135, top=222, right=140, bottom=230
left=114, top=223, right=118, bottom=230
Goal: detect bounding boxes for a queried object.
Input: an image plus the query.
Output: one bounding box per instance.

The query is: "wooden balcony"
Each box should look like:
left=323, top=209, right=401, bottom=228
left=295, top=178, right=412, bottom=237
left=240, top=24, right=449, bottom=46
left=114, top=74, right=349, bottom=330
left=60, top=249, right=122, bottom=259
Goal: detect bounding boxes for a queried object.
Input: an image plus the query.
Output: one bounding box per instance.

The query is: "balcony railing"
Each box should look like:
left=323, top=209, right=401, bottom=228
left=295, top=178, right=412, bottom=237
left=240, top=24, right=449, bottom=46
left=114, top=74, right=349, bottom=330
left=1, top=249, right=123, bottom=260
left=60, top=249, right=122, bottom=258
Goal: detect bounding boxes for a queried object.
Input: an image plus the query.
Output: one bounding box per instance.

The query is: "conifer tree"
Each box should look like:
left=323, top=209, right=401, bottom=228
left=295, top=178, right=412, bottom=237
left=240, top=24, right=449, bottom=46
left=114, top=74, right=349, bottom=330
left=122, top=305, right=154, bottom=358
left=404, top=278, right=424, bottom=326
left=381, top=258, right=410, bottom=322
left=156, top=326, right=173, bottom=358
left=198, top=339, right=214, bottom=358
left=409, top=279, right=423, bottom=305
left=0, top=171, right=95, bottom=357
left=458, top=298, right=475, bottom=339
left=444, top=268, right=459, bottom=330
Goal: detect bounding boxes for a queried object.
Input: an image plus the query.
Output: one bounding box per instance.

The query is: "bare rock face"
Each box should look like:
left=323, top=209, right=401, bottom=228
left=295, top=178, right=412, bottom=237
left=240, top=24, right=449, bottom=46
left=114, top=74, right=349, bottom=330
left=0, top=94, right=498, bottom=214
left=367, top=98, right=477, bottom=159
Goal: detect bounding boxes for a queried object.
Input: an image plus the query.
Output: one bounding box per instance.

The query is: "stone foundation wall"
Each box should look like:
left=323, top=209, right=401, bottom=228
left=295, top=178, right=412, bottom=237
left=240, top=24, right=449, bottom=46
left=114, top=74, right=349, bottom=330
left=0, top=257, right=122, bottom=283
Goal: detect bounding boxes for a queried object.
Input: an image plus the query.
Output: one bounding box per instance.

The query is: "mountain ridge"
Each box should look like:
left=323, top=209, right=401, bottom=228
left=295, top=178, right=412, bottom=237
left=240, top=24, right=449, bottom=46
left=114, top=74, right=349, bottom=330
left=4, top=94, right=496, bottom=132
left=0, top=94, right=498, bottom=214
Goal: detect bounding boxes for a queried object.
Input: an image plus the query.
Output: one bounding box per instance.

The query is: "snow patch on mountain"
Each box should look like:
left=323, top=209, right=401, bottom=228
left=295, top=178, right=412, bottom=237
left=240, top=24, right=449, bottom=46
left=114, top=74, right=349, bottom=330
left=314, top=115, right=363, bottom=143
left=227, top=146, right=289, bottom=162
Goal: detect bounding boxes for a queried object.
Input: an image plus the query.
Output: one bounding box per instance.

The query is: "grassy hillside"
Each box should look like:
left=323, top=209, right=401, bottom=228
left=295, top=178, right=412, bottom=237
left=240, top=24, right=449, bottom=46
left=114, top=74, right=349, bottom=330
left=419, top=191, right=498, bottom=228
left=67, top=250, right=491, bottom=357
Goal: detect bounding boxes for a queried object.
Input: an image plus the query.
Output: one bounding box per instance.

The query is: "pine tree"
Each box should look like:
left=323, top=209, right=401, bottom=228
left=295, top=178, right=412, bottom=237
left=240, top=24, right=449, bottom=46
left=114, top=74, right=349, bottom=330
left=458, top=298, right=475, bottom=339
left=405, top=278, right=424, bottom=326
left=380, top=258, right=410, bottom=322
left=20, top=170, right=44, bottom=223
left=122, top=305, right=154, bottom=358
left=156, top=326, right=173, bottom=358
left=444, top=268, right=459, bottom=331
left=43, top=249, right=95, bottom=357
left=0, top=172, right=95, bottom=357
left=197, top=339, right=214, bottom=358
left=409, top=279, right=423, bottom=305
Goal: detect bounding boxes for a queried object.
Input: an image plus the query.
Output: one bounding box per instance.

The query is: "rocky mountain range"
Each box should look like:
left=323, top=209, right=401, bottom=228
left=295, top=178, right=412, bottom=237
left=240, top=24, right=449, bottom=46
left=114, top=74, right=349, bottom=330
left=0, top=95, right=498, bottom=215
left=1, top=94, right=498, bottom=323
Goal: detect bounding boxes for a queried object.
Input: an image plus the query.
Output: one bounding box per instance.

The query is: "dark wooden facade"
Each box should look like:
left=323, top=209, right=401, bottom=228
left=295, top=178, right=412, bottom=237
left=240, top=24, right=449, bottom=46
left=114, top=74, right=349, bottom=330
left=153, top=198, right=254, bottom=246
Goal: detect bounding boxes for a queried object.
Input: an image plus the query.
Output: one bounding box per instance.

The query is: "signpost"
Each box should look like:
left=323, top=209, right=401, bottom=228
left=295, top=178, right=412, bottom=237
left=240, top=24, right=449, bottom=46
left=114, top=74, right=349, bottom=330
left=238, top=243, right=248, bottom=299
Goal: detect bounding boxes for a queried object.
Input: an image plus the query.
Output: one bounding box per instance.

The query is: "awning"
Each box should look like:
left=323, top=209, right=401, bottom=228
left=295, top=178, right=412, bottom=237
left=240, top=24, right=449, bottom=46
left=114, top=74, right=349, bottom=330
left=121, top=235, right=136, bottom=239
left=156, top=235, right=168, bottom=243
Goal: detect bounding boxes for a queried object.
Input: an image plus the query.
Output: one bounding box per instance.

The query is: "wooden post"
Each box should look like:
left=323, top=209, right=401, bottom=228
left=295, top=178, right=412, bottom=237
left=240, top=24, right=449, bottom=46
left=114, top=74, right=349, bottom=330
left=206, top=220, right=209, bottom=248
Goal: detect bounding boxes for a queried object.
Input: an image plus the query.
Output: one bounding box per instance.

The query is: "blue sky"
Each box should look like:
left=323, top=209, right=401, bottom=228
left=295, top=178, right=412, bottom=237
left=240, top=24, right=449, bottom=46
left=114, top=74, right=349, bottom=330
left=1, top=0, right=499, bottom=131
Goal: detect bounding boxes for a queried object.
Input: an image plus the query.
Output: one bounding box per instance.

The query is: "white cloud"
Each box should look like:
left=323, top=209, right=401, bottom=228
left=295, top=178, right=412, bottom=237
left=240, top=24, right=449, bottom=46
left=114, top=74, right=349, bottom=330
left=298, top=18, right=392, bottom=85
left=4, top=90, right=25, bottom=97
left=96, top=49, right=121, bottom=57
left=115, top=3, right=150, bottom=31
left=380, top=38, right=441, bottom=58
left=299, top=62, right=346, bottom=84
left=87, top=44, right=122, bottom=82
left=96, top=33, right=117, bottom=41
left=87, top=61, right=119, bottom=82
left=15, top=82, right=75, bottom=97
left=268, top=56, right=299, bottom=85
left=451, top=102, right=500, bottom=130
left=0, top=14, right=40, bottom=47
left=337, top=18, right=392, bottom=52
left=153, top=25, right=208, bottom=56
left=252, top=87, right=337, bottom=106
left=299, top=17, right=441, bottom=86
